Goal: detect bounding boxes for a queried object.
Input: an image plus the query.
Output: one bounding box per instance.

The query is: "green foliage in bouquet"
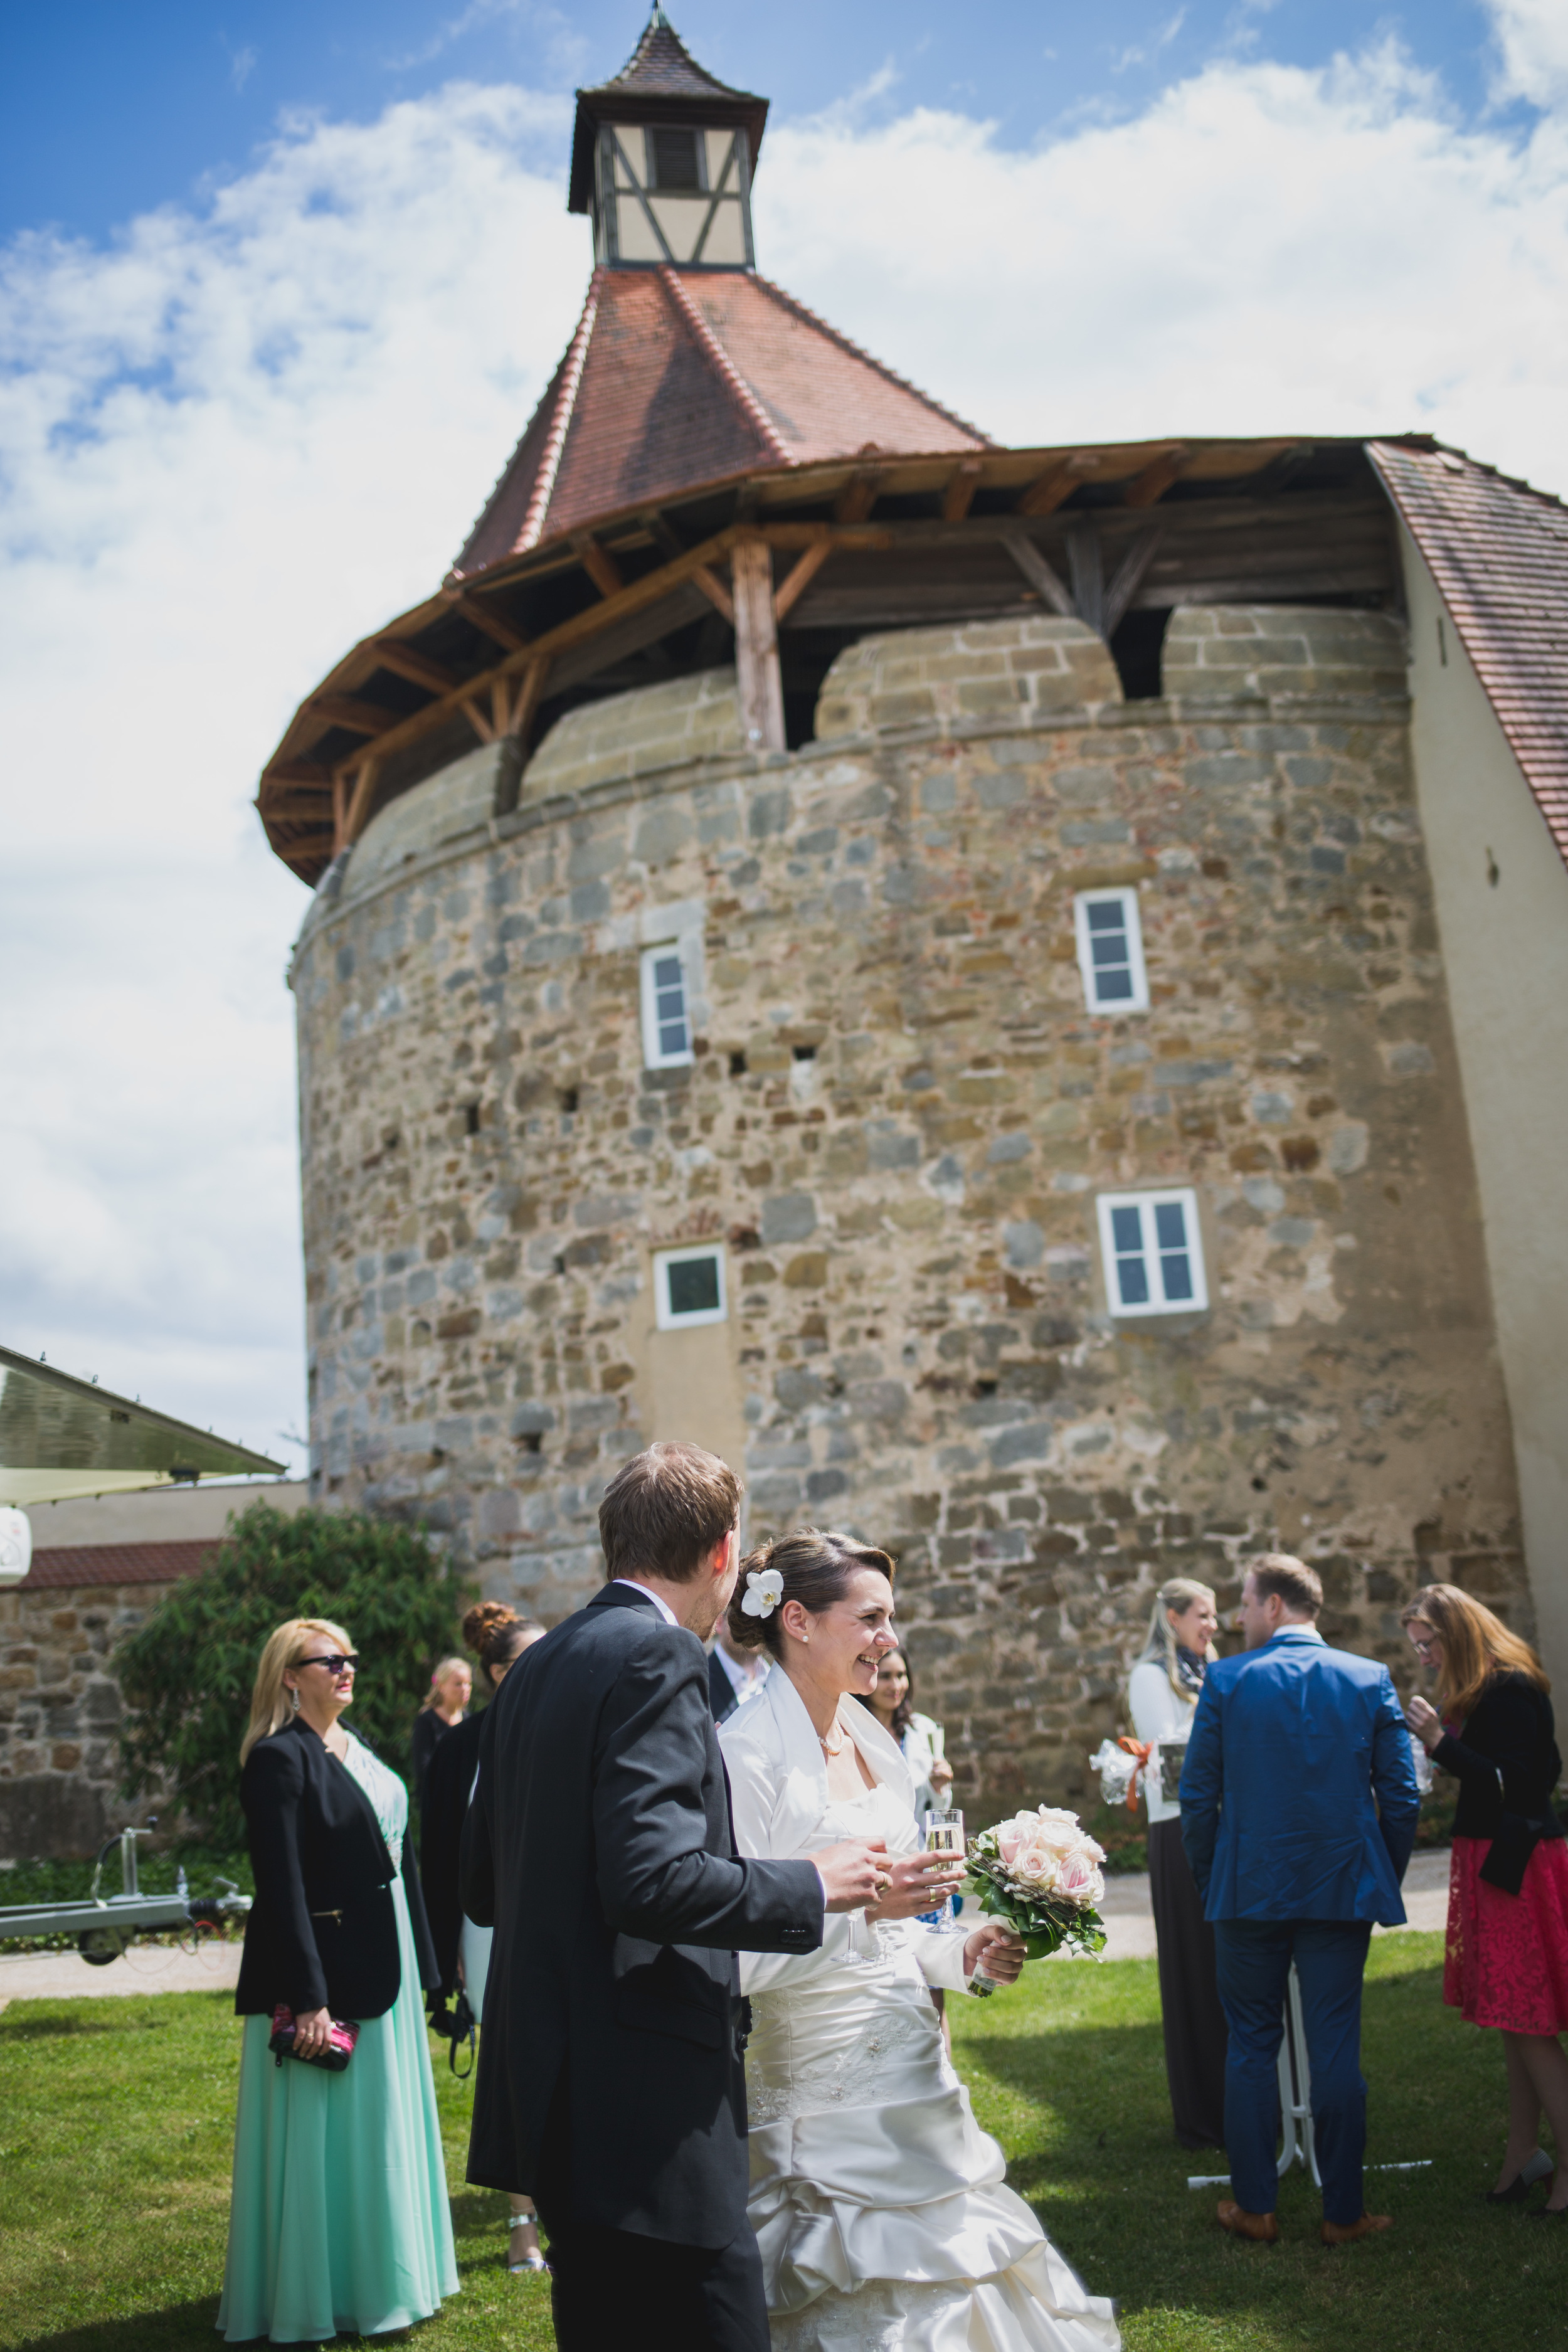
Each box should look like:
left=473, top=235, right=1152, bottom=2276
left=965, top=1809, right=1108, bottom=1961
left=117, top=1503, right=470, bottom=1849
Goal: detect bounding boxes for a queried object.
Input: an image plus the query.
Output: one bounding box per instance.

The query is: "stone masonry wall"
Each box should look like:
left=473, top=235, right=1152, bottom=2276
left=0, top=1579, right=169, bottom=1858
left=290, top=607, right=1527, bottom=1811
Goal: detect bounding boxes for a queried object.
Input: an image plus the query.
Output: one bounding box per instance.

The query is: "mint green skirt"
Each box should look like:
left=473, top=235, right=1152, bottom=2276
left=218, top=1882, right=459, bottom=2342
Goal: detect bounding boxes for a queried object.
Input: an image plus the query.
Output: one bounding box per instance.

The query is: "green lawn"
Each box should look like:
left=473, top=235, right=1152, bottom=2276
left=2, top=1936, right=1562, bottom=2349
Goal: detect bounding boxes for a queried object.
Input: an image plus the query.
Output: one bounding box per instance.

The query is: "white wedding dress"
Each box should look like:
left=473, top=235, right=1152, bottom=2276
left=721, top=1675, right=1120, bottom=2352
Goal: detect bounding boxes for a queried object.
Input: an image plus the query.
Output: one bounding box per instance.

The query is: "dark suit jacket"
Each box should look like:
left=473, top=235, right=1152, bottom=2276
left=234, top=1717, right=440, bottom=2021
left=1180, top=1626, right=1419, bottom=1926
left=709, top=1647, right=739, bottom=1726
left=421, top=1708, right=484, bottom=1997
left=462, top=1583, right=824, bottom=2246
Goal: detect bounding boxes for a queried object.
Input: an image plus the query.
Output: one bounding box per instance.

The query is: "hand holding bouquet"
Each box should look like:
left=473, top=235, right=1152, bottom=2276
left=966, top=1805, right=1108, bottom=1961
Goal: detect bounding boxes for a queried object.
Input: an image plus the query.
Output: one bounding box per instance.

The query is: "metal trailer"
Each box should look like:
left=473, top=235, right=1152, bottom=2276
left=0, top=1823, right=250, bottom=1965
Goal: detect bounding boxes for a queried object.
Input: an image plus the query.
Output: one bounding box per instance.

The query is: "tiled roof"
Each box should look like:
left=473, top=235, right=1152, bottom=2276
left=19, top=1540, right=220, bottom=1591
left=568, top=12, right=770, bottom=215
left=1370, top=441, right=1568, bottom=871
left=453, top=267, right=992, bottom=575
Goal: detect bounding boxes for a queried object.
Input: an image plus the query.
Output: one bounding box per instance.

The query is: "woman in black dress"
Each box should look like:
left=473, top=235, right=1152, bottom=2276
left=422, top=1599, right=545, bottom=2272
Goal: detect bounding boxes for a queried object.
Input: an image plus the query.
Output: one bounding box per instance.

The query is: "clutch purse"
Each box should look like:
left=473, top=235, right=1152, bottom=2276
left=269, top=2003, right=360, bottom=2071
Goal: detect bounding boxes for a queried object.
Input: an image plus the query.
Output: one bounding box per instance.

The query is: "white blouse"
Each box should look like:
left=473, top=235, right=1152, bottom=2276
left=720, top=1668, right=971, bottom=1999
left=1126, top=1660, right=1199, bottom=1826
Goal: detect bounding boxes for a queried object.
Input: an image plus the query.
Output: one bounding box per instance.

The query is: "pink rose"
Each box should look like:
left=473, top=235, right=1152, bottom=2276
left=1056, top=1848, right=1104, bottom=1907
left=997, top=1821, right=1025, bottom=1867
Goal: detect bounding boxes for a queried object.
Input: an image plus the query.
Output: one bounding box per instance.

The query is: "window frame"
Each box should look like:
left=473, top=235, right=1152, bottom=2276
left=654, top=1244, right=728, bottom=1331
left=640, top=942, right=696, bottom=1070
left=644, top=123, right=707, bottom=194
left=1095, top=1188, right=1207, bottom=1317
left=1073, top=885, right=1150, bottom=1015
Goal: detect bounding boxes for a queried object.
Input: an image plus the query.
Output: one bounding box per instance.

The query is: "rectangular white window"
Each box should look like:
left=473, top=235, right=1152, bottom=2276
left=640, top=944, right=694, bottom=1069
left=1096, top=1189, right=1207, bottom=1316
left=1074, top=886, right=1149, bottom=1014
left=654, top=1245, right=727, bottom=1330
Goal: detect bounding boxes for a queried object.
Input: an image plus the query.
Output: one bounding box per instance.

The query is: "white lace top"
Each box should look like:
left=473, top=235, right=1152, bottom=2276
left=338, top=1731, right=408, bottom=1873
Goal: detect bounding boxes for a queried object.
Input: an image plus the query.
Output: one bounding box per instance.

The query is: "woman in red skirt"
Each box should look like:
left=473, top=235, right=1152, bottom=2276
left=1404, top=1583, right=1568, bottom=2215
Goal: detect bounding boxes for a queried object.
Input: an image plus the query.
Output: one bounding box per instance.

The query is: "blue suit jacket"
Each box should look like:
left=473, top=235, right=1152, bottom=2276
left=1180, top=1626, right=1420, bottom=1926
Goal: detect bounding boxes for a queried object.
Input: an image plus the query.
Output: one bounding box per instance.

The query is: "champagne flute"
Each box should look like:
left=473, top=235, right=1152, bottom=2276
left=919, top=1809, right=964, bottom=1929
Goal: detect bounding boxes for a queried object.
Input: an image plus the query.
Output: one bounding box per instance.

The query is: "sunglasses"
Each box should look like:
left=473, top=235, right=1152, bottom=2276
left=297, top=1653, right=359, bottom=1675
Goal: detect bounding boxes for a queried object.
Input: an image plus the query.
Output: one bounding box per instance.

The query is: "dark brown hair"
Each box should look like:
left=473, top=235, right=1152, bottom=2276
left=462, top=1599, right=541, bottom=1682
left=856, top=1644, right=915, bottom=1739
left=598, top=1441, right=741, bottom=1584
left=1401, top=1582, right=1549, bottom=1720
left=726, top=1527, right=896, bottom=1660
left=1248, top=1554, right=1324, bottom=1618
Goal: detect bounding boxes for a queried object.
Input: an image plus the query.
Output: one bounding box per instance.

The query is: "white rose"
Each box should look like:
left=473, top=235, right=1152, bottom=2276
left=1032, top=1807, right=1086, bottom=1858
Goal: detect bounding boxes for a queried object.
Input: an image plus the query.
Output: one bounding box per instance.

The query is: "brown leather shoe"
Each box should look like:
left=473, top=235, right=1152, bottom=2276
left=1320, top=2213, right=1392, bottom=2245
left=1217, top=2200, right=1279, bottom=2242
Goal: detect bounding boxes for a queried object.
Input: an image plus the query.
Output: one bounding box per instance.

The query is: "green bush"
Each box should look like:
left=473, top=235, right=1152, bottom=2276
left=116, top=1503, right=471, bottom=1849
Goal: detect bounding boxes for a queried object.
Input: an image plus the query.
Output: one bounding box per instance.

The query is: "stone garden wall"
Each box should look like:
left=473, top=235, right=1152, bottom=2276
left=290, top=606, right=1527, bottom=1809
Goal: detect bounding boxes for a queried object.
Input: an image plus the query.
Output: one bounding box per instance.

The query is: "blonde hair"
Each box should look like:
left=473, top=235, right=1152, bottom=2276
left=424, top=1656, right=469, bottom=1707
left=240, top=1618, right=353, bottom=1766
left=1136, top=1577, right=1219, bottom=1697
left=1401, top=1582, right=1548, bottom=1722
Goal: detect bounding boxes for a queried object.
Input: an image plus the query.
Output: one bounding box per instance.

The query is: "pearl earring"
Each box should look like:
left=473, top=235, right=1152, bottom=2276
left=289, top=1687, right=300, bottom=1713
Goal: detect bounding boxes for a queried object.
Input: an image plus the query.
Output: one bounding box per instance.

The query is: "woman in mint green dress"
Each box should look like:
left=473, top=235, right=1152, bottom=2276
left=219, top=1617, right=459, bottom=2343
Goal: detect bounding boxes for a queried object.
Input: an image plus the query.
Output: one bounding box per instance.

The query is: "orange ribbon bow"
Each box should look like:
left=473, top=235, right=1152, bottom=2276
left=1117, top=1735, right=1155, bottom=1813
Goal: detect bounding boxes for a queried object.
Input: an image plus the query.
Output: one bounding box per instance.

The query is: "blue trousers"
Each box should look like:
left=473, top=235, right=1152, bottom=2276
left=1212, top=1918, right=1372, bottom=2226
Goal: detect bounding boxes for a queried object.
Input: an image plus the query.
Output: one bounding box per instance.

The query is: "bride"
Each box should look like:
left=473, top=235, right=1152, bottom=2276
left=719, top=1528, right=1121, bottom=2352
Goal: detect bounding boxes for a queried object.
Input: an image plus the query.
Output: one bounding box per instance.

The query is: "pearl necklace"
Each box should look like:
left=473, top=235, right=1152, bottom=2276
left=818, top=1720, right=846, bottom=1757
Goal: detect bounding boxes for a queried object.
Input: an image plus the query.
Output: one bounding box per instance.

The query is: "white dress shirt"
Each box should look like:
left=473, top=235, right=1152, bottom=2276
left=611, top=1577, right=680, bottom=1626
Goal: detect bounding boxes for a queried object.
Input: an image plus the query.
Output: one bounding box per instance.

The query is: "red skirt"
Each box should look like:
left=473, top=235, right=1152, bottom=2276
left=1444, top=1835, right=1568, bottom=2035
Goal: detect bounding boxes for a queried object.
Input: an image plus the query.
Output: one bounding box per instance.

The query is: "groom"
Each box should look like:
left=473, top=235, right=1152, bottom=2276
left=462, top=1441, right=887, bottom=2350
left=1180, top=1554, right=1419, bottom=2246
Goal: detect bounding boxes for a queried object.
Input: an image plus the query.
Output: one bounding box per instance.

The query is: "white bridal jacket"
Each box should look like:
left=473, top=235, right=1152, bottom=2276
left=720, top=1671, right=1121, bottom=2352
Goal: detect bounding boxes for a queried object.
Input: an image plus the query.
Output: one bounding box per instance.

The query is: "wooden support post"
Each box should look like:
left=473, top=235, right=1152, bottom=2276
left=731, top=538, right=785, bottom=754
left=331, top=773, right=348, bottom=857
left=506, top=657, right=550, bottom=750
left=342, top=756, right=381, bottom=845
left=1067, top=524, right=1105, bottom=637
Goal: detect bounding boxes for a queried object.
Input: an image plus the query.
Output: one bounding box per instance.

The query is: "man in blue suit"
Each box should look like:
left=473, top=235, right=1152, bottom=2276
left=1180, top=1554, right=1419, bottom=2245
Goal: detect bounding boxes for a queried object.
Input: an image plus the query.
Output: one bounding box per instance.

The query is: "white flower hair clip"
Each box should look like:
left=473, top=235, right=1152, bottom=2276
left=741, top=1567, right=785, bottom=1618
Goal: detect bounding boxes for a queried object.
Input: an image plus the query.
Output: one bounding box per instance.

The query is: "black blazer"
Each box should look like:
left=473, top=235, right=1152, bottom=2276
left=235, top=1717, right=440, bottom=2021
left=421, top=1708, right=484, bottom=1997
left=709, top=1648, right=739, bottom=1726
left=462, top=1584, right=824, bottom=2247
left=1434, top=1671, right=1564, bottom=1895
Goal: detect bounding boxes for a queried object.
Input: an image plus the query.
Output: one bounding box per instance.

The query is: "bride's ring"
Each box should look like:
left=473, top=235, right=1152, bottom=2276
left=874, top=1872, right=891, bottom=1895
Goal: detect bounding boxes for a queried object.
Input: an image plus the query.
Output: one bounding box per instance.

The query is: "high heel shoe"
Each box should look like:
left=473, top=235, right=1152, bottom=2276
left=507, top=2213, right=549, bottom=2274
left=1487, top=2149, right=1554, bottom=2204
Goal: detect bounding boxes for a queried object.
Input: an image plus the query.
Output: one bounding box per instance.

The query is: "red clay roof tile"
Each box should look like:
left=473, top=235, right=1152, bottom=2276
left=19, top=1540, right=220, bottom=1591
left=1371, top=442, right=1568, bottom=872
left=453, top=267, right=991, bottom=575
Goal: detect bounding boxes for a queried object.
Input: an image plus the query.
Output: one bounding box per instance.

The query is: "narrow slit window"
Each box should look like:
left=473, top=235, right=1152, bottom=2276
left=655, top=1245, right=727, bottom=1330
left=1073, top=887, right=1149, bottom=1014
left=1096, top=1189, right=1207, bottom=1316
left=648, top=126, right=703, bottom=190
left=640, top=945, right=694, bottom=1069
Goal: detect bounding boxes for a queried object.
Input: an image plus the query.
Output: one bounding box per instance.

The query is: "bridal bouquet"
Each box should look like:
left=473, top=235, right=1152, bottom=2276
left=966, top=1806, right=1108, bottom=1961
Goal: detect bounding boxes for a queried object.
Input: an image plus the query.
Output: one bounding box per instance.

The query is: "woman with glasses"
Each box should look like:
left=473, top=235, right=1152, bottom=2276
left=1403, top=1584, right=1568, bottom=2215
left=218, top=1618, right=458, bottom=2343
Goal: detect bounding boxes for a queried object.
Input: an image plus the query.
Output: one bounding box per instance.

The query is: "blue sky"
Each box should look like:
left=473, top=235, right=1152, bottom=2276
left=0, top=1, right=1539, bottom=245
left=2, top=0, right=1564, bottom=1470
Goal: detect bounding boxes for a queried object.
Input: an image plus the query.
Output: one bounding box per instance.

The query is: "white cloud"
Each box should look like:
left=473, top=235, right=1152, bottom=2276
left=2, top=32, right=1565, bottom=1473
left=1490, top=0, right=1568, bottom=108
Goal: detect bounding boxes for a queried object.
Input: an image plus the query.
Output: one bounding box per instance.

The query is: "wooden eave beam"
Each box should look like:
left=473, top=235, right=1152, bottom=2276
left=834, top=466, right=887, bottom=524
left=309, top=693, right=405, bottom=738
left=442, top=588, right=532, bottom=655
left=1123, top=445, right=1192, bottom=509
left=573, top=533, right=625, bottom=600
left=372, top=639, right=462, bottom=696
left=941, top=461, right=984, bottom=522
left=1017, top=452, right=1103, bottom=517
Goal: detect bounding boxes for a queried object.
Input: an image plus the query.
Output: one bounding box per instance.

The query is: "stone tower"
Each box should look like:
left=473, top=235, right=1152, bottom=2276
left=260, top=12, right=1553, bottom=1807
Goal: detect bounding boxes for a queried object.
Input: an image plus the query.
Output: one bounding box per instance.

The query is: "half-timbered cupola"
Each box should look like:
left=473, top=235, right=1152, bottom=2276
left=571, top=8, right=767, bottom=271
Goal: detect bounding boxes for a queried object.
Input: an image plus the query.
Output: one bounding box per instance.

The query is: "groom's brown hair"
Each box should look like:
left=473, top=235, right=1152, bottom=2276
left=598, top=1441, right=742, bottom=1583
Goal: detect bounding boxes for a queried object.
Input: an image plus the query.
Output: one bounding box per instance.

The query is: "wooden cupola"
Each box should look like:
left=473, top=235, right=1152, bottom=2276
left=568, top=6, right=768, bottom=271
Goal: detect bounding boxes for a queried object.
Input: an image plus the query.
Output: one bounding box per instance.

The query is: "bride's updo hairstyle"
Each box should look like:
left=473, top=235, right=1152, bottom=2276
left=726, top=1527, right=896, bottom=1660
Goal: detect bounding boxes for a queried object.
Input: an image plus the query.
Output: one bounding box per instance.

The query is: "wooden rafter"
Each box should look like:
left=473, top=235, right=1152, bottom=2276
left=834, top=466, right=886, bottom=524
left=942, top=461, right=983, bottom=522
left=1018, top=453, right=1102, bottom=517
left=998, top=527, right=1074, bottom=617
left=373, top=639, right=460, bottom=696
left=310, top=692, right=403, bottom=738
left=1124, top=445, right=1191, bottom=509
left=573, top=533, right=624, bottom=599
left=443, top=589, right=532, bottom=655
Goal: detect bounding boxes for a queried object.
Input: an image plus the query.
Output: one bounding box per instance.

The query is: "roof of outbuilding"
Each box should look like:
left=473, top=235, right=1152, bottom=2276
left=19, top=1540, right=220, bottom=1591
left=452, top=265, right=992, bottom=577
left=568, top=10, right=770, bottom=215
left=1370, top=441, right=1568, bottom=872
